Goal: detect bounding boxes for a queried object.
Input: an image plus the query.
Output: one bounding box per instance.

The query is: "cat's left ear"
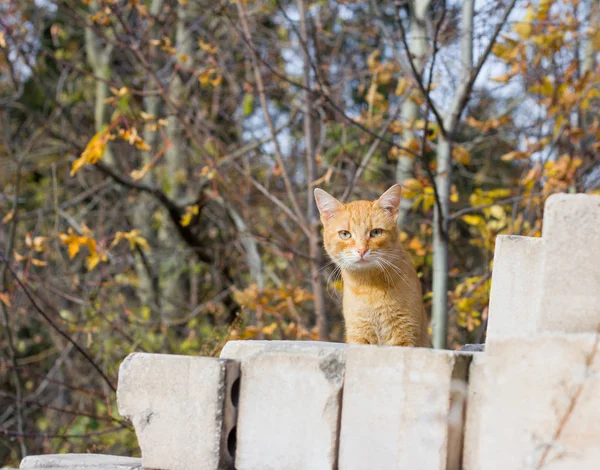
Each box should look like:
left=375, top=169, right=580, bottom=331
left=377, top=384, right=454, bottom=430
left=314, top=188, right=344, bottom=220
left=375, top=184, right=402, bottom=218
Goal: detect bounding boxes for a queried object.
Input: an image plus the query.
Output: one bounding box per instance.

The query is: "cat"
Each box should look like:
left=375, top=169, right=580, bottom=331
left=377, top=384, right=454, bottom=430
left=314, top=184, right=429, bottom=347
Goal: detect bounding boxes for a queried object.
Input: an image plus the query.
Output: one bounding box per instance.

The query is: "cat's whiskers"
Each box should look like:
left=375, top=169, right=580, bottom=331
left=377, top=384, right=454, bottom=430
left=375, top=259, right=393, bottom=286
left=326, top=259, right=348, bottom=300
left=376, top=256, right=410, bottom=286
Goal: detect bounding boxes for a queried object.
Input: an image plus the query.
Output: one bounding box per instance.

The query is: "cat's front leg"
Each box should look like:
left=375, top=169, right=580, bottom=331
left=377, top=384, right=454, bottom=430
left=345, top=324, right=377, bottom=345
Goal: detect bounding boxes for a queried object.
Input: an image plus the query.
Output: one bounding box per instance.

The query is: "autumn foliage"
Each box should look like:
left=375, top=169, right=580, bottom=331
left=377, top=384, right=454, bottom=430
left=0, top=0, right=599, bottom=464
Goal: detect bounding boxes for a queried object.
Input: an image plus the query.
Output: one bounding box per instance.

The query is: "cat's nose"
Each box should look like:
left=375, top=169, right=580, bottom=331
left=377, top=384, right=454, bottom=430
left=357, top=247, right=369, bottom=258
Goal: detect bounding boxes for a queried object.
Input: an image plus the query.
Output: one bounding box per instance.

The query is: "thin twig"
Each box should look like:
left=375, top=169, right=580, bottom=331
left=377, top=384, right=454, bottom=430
left=342, top=101, right=403, bottom=201
left=234, top=0, right=307, bottom=228
left=0, top=251, right=117, bottom=393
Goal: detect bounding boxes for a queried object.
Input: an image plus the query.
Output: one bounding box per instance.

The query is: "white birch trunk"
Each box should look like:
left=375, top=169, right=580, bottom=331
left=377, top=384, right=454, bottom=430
left=396, top=0, right=432, bottom=227
left=431, top=0, right=474, bottom=349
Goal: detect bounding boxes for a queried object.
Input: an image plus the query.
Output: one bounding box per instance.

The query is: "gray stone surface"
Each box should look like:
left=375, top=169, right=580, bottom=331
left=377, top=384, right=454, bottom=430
left=462, top=354, right=486, bottom=470
left=117, top=353, right=239, bottom=470
left=538, top=193, right=600, bottom=333
left=338, top=346, right=472, bottom=470
left=234, top=346, right=346, bottom=470
left=468, top=334, right=600, bottom=470
left=20, top=454, right=141, bottom=469
left=220, top=339, right=347, bottom=360
left=459, top=343, right=485, bottom=352
left=486, top=235, right=544, bottom=342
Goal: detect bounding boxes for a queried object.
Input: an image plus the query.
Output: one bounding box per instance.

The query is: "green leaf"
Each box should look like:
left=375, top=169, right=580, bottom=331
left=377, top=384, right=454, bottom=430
left=242, top=93, right=254, bottom=116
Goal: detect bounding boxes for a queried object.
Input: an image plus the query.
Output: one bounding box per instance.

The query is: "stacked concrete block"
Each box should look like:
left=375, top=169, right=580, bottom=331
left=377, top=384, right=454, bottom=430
left=117, top=353, right=239, bottom=470
left=19, top=455, right=142, bottom=470
left=466, top=334, right=600, bottom=470
left=338, top=346, right=472, bottom=470
left=538, top=194, right=600, bottom=333
left=486, top=235, right=545, bottom=342
left=223, top=342, right=347, bottom=470
left=219, top=339, right=348, bottom=360
left=486, top=194, right=600, bottom=342
left=462, top=354, right=486, bottom=470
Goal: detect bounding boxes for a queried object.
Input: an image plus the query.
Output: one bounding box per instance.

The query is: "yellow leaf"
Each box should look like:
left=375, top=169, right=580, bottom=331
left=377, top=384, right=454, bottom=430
left=422, top=187, right=435, bottom=212
left=0, top=31, right=6, bottom=48
left=462, top=214, right=484, bottom=226
left=401, top=178, right=422, bottom=199
left=68, top=240, right=80, bottom=258
left=514, top=6, right=534, bottom=39
left=489, top=205, right=505, bottom=220
left=86, top=253, right=101, bottom=270
left=33, top=236, right=50, bottom=252
left=14, top=252, right=27, bottom=262
left=262, top=322, right=278, bottom=336
left=367, top=50, right=381, bottom=72
left=140, top=111, right=155, bottom=121
left=395, top=78, right=409, bottom=96
left=530, top=77, right=553, bottom=97
left=180, top=212, right=192, bottom=227
left=71, top=131, right=108, bottom=175
left=110, top=230, right=150, bottom=252
left=453, top=146, right=471, bottom=166
left=199, top=68, right=222, bottom=87
left=491, top=73, right=513, bottom=83
left=1, top=209, right=14, bottom=224
left=130, top=164, right=151, bottom=181
left=198, top=40, right=218, bottom=54
left=484, top=188, right=511, bottom=199
left=0, top=292, right=11, bottom=307
left=500, top=150, right=528, bottom=162
left=30, top=258, right=47, bottom=267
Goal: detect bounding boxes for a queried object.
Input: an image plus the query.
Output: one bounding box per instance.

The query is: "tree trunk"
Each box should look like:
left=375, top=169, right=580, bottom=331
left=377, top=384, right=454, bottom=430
left=298, top=0, right=328, bottom=340
left=431, top=0, right=474, bottom=349
left=84, top=10, right=114, bottom=166
left=396, top=0, right=432, bottom=227
left=132, top=0, right=165, bottom=316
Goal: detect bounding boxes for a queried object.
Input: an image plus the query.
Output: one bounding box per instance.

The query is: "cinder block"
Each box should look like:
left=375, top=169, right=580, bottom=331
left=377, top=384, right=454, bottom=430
left=538, top=194, right=600, bottom=333
left=338, top=346, right=472, bottom=470
left=486, top=235, right=544, bottom=342
left=20, top=455, right=141, bottom=469
left=462, top=354, right=486, bottom=470
left=234, top=346, right=346, bottom=470
left=474, top=334, right=600, bottom=470
left=220, top=339, right=347, bottom=360
left=117, top=353, right=239, bottom=470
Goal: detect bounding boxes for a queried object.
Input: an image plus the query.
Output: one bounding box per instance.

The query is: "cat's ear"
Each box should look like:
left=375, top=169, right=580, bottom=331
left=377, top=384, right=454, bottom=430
left=314, top=188, right=344, bottom=220
left=375, top=184, right=402, bottom=218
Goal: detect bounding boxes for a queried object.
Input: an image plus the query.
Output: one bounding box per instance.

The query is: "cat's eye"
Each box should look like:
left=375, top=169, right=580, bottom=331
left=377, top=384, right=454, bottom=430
left=339, top=230, right=351, bottom=240
left=370, top=229, right=383, bottom=238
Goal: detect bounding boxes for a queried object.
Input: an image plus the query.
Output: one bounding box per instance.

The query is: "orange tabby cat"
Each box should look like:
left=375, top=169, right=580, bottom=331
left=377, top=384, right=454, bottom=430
left=314, top=185, right=429, bottom=347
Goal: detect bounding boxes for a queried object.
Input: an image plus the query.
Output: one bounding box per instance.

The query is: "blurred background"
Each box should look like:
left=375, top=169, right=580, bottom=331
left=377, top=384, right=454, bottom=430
left=1, top=0, right=598, bottom=464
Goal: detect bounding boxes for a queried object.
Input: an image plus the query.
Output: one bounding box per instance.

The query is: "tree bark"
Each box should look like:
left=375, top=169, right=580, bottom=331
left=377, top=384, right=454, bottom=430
left=431, top=0, right=474, bottom=349
left=298, top=0, right=328, bottom=340
left=396, top=0, right=432, bottom=227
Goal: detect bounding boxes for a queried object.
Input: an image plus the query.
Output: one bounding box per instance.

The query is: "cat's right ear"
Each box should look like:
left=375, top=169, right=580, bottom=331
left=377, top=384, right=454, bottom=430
left=314, top=188, right=344, bottom=220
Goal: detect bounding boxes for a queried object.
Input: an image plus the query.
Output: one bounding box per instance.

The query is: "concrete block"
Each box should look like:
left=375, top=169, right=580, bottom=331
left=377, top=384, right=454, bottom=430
left=117, top=353, right=239, bottom=470
left=462, top=354, right=486, bottom=470
left=486, top=235, right=544, bottom=342
left=538, top=194, right=600, bottom=333
left=473, top=334, right=600, bottom=470
left=338, top=346, right=472, bottom=470
left=220, top=339, right=347, bottom=360
left=234, top=346, right=346, bottom=470
left=20, top=455, right=141, bottom=469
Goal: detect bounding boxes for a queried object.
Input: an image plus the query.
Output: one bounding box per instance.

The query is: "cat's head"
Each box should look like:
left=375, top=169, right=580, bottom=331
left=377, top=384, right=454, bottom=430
left=314, top=185, right=402, bottom=271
